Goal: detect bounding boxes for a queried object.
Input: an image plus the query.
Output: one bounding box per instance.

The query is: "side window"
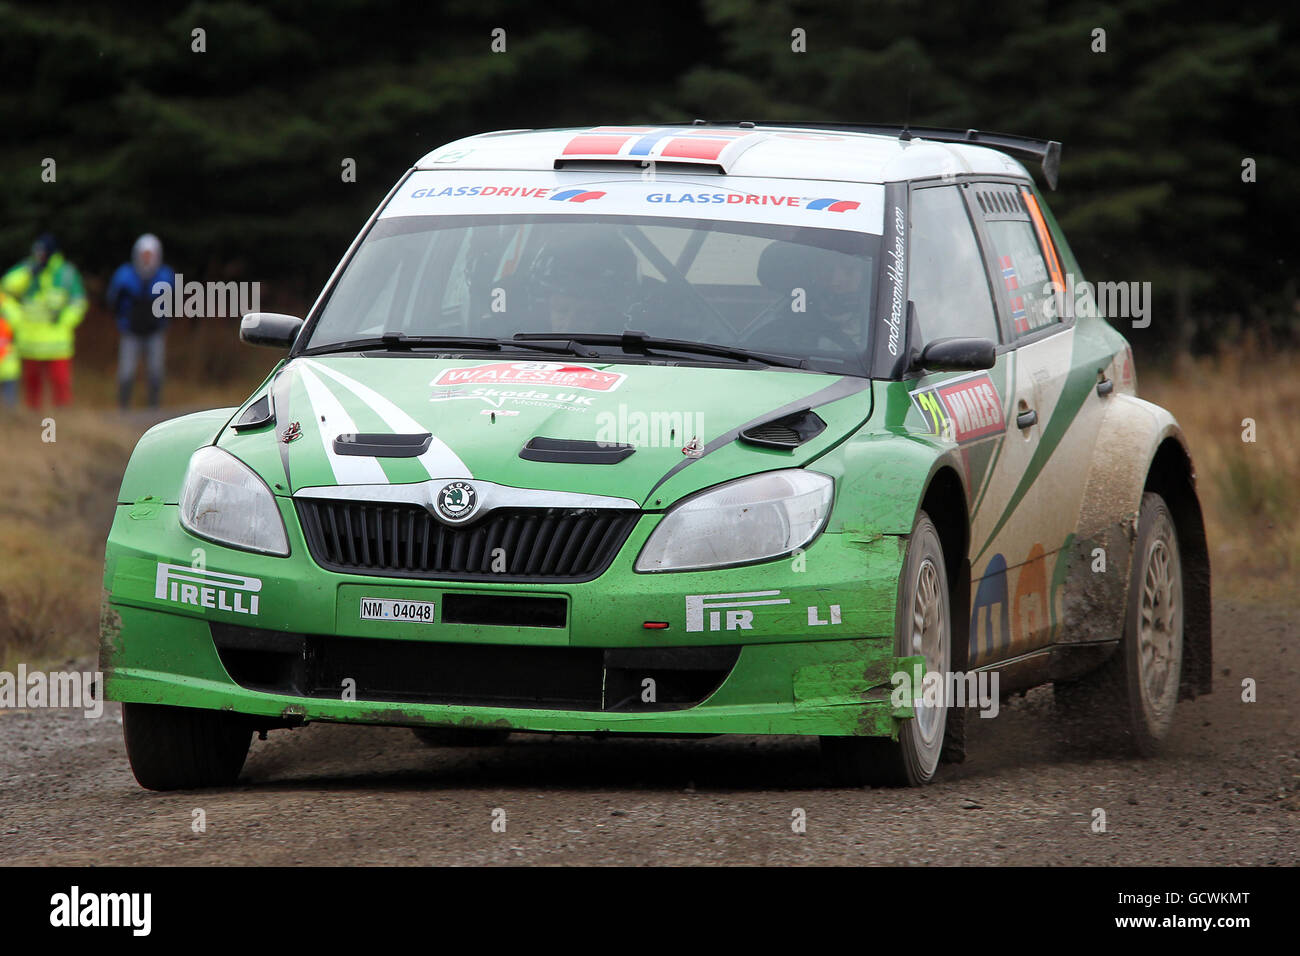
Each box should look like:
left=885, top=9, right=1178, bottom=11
left=983, top=220, right=1056, bottom=338
left=908, top=186, right=1000, bottom=345
left=973, top=185, right=1065, bottom=340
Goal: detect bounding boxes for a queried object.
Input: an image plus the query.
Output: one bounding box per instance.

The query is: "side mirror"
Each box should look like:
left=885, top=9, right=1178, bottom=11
left=240, top=312, right=303, bottom=349
left=915, top=336, right=996, bottom=372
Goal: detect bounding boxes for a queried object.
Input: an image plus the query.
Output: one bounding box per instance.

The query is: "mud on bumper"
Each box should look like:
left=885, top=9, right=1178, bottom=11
left=102, top=604, right=917, bottom=738
left=101, top=501, right=914, bottom=737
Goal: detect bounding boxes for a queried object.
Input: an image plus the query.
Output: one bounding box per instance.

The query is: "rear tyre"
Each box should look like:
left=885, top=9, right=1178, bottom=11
left=122, top=702, right=252, bottom=791
left=821, top=510, right=951, bottom=787
left=411, top=727, right=512, bottom=748
left=1054, top=492, right=1184, bottom=754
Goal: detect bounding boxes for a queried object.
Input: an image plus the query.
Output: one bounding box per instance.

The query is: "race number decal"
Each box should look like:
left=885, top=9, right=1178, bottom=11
left=909, top=373, right=1004, bottom=444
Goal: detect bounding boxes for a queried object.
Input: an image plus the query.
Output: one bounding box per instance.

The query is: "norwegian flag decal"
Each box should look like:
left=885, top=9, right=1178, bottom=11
left=1000, top=255, right=1019, bottom=292
left=561, top=126, right=761, bottom=165
left=1010, top=296, right=1029, bottom=333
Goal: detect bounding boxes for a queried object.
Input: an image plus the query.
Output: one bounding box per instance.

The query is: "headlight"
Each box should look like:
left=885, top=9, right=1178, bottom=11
left=635, top=469, right=833, bottom=572
left=179, top=446, right=289, bottom=556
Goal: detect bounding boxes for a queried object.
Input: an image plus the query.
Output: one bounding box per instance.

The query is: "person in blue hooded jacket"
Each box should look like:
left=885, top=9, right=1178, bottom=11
left=106, top=234, right=176, bottom=408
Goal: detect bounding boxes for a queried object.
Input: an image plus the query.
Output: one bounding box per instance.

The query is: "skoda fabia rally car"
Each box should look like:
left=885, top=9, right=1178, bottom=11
left=100, top=123, right=1211, bottom=790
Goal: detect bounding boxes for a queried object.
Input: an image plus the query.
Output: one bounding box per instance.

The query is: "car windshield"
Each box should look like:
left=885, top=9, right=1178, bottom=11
left=305, top=212, right=881, bottom=375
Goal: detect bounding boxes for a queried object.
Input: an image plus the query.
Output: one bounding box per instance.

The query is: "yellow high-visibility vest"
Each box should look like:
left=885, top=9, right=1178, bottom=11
left=1, top=253, right=87, bottom=361
left=0, top=313, right=19, bottom=381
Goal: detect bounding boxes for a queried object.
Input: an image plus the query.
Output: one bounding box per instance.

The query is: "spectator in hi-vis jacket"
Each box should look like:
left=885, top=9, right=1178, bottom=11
left=106, top=234, right=176, bottom=409
left=0, top=304, right=19, bottom=408
left=0, top=233, right=87, bottom=409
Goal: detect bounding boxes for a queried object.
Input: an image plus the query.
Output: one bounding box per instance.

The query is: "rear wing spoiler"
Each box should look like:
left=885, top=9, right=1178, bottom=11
left=687, top=121, right=1063, bottom=190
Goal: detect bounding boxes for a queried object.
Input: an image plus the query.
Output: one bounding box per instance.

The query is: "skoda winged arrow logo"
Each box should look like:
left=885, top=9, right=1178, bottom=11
left=435, top=480, right=478, bottom=523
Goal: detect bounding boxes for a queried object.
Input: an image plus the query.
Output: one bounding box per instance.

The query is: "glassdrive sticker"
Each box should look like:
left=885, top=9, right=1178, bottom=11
left=384, top=171, right=886, bottom=233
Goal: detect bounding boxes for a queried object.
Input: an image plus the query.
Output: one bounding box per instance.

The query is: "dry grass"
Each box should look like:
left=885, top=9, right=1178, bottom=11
left=0, top=410, right=148, bottom=669
left=0, top=309, right=273, bottom=668
left=1141, top=346, right=1300, bottom=605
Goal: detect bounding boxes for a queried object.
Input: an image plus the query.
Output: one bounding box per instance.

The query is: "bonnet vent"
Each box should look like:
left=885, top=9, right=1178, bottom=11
left=739, top=409, right=826, bottom=450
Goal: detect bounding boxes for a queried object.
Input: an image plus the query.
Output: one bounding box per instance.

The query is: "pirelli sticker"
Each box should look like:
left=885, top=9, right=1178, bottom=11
left=909, top=372, right=1005, bottom=444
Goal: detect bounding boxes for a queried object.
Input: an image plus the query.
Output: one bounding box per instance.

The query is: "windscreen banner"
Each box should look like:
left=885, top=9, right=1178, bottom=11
left=381, top=171, right=886, bottom=234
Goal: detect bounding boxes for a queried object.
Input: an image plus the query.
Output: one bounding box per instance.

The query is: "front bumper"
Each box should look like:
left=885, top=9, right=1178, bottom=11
left=100, top=498, right=911, bottom=737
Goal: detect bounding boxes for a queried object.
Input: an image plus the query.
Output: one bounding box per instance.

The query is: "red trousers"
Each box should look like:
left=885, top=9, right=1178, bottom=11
left=22, top=358, right=73, bottom=408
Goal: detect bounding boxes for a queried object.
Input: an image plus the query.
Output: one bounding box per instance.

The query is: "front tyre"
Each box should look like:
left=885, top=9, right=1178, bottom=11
left=122, top=702, right=252, bottom=791
left=821, top=510, right=951, bottom=787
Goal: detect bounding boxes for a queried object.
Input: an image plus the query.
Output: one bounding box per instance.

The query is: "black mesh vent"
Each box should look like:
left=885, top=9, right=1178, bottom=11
left=210, top=625, right=741, bottom=712
left=977, top=188, right=1028, bottom=220
left=296, top=500, right=639, bottom=582
left=739, top=409, right=827, bottom=450
left=743, top=422, right=802, bottom=445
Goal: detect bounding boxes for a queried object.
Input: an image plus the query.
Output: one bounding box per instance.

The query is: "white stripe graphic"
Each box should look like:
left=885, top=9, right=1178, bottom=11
left=297, top=365, right=390, bottom=485
left=300, top=358, right=471, bottom=479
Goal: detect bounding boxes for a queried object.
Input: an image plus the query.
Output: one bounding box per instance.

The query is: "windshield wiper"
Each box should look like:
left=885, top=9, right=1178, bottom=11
left=302, top=331, right=809, bottom=368
left=513, top=330, right=810, bottom=370
left=302, top=332, right=601, bottom=358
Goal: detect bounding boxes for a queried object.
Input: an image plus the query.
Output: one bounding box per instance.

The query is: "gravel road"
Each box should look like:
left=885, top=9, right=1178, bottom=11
left=1, top=598, right=1295, bottom=866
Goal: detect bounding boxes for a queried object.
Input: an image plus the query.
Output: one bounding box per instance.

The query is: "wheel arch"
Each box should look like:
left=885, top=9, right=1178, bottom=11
left=919, top=463, right=972, bottom=762
left=919, top=465, right=969, bottom=608
left=816, top=431, right=974, bottom=760
left=1069, top=394, right=1211, bottom=698
left=1144, top=435, right=1212, bottom=699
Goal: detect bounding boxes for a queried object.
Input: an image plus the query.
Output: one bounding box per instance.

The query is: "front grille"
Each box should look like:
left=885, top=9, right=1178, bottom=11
left=296, top=500, right=640, bottom=582
left=210, top=624, right=741, bottom=712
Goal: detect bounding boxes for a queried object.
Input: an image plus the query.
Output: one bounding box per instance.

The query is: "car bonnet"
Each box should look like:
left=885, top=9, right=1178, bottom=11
left=217, top=355, right=873, bottom=508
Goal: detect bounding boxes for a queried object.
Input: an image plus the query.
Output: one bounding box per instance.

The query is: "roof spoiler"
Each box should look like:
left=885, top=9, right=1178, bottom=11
left=685, top=121, right=1063, bottom=190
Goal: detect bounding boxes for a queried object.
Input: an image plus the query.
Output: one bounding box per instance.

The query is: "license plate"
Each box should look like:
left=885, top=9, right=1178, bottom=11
left=360, top=597, right=435, bottom=623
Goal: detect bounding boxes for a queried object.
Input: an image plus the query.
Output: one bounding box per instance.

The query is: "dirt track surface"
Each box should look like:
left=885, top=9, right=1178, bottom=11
left=1, top=598, right=1295, bottom=866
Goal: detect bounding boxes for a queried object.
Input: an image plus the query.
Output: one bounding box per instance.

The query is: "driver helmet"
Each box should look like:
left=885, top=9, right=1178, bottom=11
left=757, top=241, right=863, bottom=319
left=530, top=234, right=638, bottom=331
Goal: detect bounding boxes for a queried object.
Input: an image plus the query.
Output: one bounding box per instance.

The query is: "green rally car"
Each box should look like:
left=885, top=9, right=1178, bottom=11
left=100, top=123, right=1211, bottom=790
